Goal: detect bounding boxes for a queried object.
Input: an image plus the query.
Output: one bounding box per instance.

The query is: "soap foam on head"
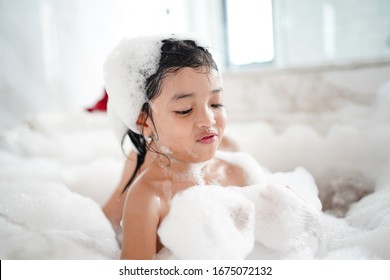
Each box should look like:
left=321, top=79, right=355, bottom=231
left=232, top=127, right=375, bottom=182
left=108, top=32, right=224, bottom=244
left=104, top=35, right=164, bottom=135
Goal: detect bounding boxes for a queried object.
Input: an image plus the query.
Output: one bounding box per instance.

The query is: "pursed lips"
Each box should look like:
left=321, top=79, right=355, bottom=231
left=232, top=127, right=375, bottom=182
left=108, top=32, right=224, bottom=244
left=196, top=132, right=218, bottom=144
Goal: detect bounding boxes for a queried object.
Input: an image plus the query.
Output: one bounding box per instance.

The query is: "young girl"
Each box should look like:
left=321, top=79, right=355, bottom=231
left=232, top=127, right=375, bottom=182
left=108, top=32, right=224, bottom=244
left=103, top=35, right=254, bottom=259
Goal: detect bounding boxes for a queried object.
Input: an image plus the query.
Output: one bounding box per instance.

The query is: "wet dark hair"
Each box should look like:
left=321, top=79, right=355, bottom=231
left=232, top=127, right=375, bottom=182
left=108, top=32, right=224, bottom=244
left=121, top=38, right=218, bottom=193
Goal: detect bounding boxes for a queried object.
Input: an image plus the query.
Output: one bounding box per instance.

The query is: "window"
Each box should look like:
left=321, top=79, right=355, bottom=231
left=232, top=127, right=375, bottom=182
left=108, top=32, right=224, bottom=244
left=224, top=0, right=274, bottom=66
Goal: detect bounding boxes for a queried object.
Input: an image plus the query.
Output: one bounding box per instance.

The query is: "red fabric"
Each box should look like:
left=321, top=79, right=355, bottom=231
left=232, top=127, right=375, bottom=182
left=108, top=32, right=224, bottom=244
left=86, top=89, right=108, bottom=112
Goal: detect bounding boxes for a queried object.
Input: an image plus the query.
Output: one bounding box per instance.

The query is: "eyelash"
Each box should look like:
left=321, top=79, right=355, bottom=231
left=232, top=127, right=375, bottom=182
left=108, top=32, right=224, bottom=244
left=175, top=104, right=224, bottom=115
left=175, top=108, right=193, bottom=115
left=211, top=103, right=224, bottom=109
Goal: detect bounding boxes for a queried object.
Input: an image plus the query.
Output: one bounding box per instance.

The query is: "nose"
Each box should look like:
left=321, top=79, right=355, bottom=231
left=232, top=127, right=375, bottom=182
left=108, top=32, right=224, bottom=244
left=197, top=106, right=216, bottom=128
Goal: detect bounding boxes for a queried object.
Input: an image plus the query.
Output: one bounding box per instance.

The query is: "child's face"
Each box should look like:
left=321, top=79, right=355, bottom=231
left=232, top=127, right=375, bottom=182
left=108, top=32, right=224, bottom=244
left=147, top=67, right=226, bottom=163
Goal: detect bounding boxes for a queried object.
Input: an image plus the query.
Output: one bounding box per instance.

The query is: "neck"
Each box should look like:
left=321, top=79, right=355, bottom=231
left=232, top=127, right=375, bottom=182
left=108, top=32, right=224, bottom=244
left=156, top=156, right=210, bottom=185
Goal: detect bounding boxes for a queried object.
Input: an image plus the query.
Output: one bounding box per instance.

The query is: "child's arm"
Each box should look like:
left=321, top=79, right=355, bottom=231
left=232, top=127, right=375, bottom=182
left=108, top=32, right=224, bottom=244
left=120, top=182, right=161, bottom=259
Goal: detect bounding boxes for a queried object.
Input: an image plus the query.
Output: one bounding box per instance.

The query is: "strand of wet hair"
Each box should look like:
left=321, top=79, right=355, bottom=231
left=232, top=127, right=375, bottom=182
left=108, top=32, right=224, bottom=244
left=121, top=129, right=147, bottom=194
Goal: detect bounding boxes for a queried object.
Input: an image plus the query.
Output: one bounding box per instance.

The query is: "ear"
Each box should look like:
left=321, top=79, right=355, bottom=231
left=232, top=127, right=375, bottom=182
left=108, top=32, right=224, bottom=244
left=136, top=112, right=152, bottom=136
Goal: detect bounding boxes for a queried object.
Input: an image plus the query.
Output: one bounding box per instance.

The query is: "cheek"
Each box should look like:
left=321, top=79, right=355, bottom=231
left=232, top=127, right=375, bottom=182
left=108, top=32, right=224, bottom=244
left=153, top=115, right=190, bottom=143
left=165, top=125, right=189, bottom=140
left=216, top=109, right=227, bottom=131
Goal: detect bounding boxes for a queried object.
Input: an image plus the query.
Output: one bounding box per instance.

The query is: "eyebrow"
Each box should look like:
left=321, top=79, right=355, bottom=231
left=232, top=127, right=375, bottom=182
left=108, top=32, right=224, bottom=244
left=212, top=87, right=223, bottom=94
left=170, top=92, right=194, bottom=102
left=169, top=87, right=223, bottom=103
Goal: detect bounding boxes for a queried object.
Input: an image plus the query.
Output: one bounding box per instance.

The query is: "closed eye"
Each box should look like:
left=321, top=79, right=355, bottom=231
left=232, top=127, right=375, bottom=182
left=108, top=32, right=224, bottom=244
left=175, top=108, right=193, bottom=115
left=211, top=103, right=224, bottom=109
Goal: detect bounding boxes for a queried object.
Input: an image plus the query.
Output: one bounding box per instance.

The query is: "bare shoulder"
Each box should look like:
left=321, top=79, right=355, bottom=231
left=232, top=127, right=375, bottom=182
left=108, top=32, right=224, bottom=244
left=214, top=150, right=267, bottom=186
left=123, top=169, right=163, bottom=216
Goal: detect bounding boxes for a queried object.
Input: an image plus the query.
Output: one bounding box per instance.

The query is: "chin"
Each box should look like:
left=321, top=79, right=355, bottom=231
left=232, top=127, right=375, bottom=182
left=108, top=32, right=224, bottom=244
left=177, top=147, right=217, bottom=163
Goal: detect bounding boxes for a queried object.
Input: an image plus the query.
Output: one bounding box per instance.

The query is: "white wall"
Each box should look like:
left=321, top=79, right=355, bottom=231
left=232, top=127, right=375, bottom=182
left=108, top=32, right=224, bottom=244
left=0, top=0, right=123, bottom=128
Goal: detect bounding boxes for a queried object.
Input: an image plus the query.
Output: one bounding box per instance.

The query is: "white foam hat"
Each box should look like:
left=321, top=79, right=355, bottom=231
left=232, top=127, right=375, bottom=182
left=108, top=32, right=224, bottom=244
left=103, top=34, right=210, bottom=141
